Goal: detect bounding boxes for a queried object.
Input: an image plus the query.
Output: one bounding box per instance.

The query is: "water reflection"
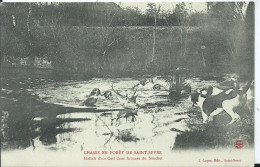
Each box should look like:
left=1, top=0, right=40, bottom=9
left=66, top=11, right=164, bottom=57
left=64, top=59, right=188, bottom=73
left=0, top=92, right=91, bottom=150
left=0, top=77, right=208, bottom=151
left=1, top=109, right=35, bottom=150
left=39, top=117, right=89, bottom=145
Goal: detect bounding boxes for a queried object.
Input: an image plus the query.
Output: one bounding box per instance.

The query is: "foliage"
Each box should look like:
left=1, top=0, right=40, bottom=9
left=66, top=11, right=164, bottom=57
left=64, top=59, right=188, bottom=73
left=200, top=2, right=254, bottom=78
left=0, top=2, right=254, bottom=80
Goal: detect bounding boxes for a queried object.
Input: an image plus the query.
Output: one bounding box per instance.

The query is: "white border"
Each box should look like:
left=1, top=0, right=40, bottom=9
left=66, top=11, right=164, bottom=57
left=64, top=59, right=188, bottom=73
left=1, top=0, right=257, bottom=2
left=1, top=0, right=259, bottom=164
left=255, top=0, right=259, bottom=164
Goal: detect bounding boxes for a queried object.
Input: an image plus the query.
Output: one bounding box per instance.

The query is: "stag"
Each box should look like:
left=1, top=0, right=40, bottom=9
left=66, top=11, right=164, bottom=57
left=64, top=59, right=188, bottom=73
left=110, top=84, right=139, bottom=125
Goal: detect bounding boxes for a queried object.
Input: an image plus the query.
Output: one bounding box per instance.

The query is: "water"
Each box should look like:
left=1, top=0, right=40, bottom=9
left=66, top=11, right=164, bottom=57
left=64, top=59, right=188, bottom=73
left=1, top=77, right=218, bottom=152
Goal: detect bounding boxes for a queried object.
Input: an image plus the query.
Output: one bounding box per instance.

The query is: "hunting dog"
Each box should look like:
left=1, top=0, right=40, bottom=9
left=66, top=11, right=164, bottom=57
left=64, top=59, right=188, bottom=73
left=191, top=79, right=253, bottom=125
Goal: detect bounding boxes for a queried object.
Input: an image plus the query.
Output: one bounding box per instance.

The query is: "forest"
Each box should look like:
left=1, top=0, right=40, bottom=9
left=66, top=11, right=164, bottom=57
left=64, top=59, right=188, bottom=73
left=0, top=2, right=254, bottom=80
left=0, top=2, right=255, bottom=159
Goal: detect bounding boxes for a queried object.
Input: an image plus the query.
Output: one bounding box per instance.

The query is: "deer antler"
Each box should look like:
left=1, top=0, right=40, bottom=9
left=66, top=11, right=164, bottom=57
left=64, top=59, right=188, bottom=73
left=111, top=84, right=139, bottom=104
left=132, top=88, right=137, bottom=97
left=132, top=82, right=140, bottom=90
left=129, top=89, right=138, bottom=103
left=111, top=84, right=126, bottom=99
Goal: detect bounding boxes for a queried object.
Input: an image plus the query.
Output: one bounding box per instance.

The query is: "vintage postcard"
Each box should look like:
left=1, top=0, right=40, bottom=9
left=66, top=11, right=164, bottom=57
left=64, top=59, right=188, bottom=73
left=0, top=1, right=255, bottom=167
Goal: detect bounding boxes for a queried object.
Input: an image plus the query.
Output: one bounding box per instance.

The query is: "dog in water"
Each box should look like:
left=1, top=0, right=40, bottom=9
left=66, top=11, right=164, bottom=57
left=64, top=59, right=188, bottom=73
left=190, top=79, right=253, bottom=125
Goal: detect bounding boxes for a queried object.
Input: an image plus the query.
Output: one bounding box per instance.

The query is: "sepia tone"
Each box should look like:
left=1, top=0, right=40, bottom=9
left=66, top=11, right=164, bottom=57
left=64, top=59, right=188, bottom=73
left=0, top=2, right=255, bottom=167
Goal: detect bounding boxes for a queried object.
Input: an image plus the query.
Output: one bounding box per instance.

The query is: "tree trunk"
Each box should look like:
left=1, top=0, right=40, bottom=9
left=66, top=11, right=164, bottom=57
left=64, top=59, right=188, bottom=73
left=151, top=14, right=156, bottom=62
left=12, top=15, right=16, bottom=27
left=180, top=28, right=183, bottom=58
left=201, top=52, right=206, bottom=68
left=27, top=3, right=35, bottom=76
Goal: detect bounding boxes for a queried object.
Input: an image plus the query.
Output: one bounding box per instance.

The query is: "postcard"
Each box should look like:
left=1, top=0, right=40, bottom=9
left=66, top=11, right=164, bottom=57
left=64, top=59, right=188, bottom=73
left=0, top=2, right=255, bottom=166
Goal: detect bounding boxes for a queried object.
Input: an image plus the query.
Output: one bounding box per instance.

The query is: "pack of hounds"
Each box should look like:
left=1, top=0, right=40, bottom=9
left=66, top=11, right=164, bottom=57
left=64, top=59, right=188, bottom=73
left=83, top=77, right=254, bottom=126
left=190, top=79, right=254, bottom=125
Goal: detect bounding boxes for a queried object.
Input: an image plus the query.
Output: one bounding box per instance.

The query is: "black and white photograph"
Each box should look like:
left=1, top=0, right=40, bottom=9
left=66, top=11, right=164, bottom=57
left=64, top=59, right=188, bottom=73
left=0, top=1, right=255, bottom=166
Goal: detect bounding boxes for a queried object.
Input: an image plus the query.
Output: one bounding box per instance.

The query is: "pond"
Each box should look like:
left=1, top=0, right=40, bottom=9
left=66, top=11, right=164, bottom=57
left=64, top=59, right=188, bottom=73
left=1, top=76, right=251, bottom=153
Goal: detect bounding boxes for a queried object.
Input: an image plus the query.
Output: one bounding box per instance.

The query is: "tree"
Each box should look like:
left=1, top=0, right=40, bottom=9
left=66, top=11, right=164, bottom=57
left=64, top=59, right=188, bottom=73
left=145, top=3, right=161, bottom=62
left=238, top=2, right=254, bottom=80
left=199, top=2, right=250, bottom=74
left=174, top=2, right=191, bottom=67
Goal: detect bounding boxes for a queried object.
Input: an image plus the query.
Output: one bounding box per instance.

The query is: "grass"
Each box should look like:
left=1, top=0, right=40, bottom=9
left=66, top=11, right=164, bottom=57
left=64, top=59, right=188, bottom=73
left=174, top=106, right=254, bottom=149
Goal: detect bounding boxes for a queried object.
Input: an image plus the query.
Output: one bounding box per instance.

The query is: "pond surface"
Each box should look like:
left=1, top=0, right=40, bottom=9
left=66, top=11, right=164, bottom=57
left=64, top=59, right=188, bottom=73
left=1, top=77, right=219, bottom=152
